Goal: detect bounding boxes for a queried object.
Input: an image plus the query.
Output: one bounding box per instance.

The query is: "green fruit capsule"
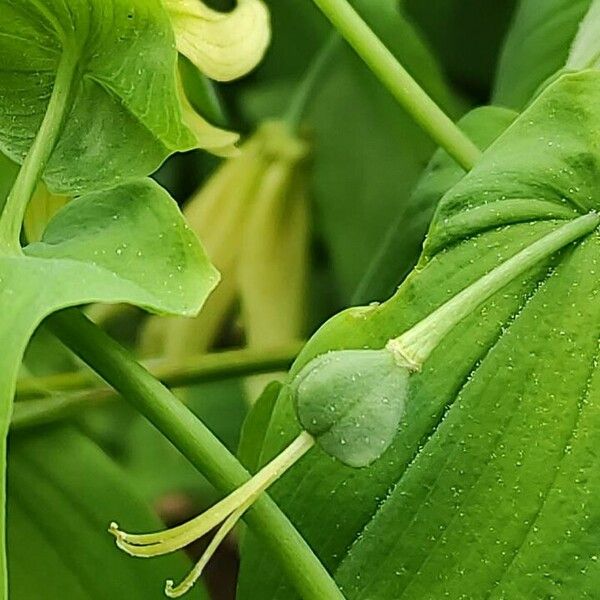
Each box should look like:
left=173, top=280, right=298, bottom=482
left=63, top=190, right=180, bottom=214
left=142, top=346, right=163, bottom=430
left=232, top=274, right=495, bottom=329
left=291, top=348, right=411, bottom=468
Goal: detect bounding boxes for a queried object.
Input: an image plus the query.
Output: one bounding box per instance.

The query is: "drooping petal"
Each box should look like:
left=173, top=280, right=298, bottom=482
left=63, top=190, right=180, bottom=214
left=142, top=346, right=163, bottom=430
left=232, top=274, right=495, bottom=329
left=166, top=0, right=271, bottom=82
left=238, top=122, right=310, bottom=349
left=141, top=132, right=266, bottom=358
left=178, top=74, right=240, bottom=157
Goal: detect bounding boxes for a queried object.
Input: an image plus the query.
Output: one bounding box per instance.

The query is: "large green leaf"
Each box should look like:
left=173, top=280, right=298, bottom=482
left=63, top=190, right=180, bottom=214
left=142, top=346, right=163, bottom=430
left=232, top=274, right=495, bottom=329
left=8, top=427, right=208, bottom=599
left=0, top=179, right=217, bottom=593
left=306, top=0, right=462, bottom=301
left=353, top=106, right=517, bottom=304
left=493, top=0, right=591, bottom=109
left=238, top=70, right=600, bottom=598
left=0, top=0, right=195, bottom=194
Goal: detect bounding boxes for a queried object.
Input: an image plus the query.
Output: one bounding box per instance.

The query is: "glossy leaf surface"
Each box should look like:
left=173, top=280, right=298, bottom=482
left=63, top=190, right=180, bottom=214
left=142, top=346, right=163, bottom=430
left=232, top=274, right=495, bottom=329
left=0, top=179, right=217, bottom=590
left=0, top=0, right=195, bottom=194
left=238, top=71, right=600, bottom=599
left=493, top=0, right=591, bottom=109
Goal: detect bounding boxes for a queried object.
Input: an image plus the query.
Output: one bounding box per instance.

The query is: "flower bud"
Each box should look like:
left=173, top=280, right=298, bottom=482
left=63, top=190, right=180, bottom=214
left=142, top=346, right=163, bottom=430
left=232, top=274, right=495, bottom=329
left=291, top=348, right=410, bottom=468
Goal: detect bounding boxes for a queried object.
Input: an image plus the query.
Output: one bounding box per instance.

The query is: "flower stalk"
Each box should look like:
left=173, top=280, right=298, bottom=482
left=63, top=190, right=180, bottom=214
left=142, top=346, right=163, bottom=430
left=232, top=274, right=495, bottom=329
left=110, top=431, right=315, bottom=596
left=386, top=212, right=600, bottom=370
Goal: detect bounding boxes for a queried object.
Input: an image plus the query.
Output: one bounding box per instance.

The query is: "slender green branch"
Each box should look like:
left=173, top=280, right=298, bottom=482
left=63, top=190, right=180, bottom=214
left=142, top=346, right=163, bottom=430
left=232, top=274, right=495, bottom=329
left=0, top=52, right=77, bottom=252
left=12, top=343, right=304, bottom=431
left=309, top=0, right=481, bottom=170
left=16, top=343, right=303, bottom=401
left=11, top=388, right=113, bottom=431
left=46, top=308, right=344, bottom=600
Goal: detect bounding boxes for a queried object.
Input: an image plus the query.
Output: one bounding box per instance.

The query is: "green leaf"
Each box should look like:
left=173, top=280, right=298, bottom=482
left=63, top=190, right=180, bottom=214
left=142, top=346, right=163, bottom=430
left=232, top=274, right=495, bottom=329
left=0, top=179, right=217, bottom=590
left=8, top=427, right=208, bottom=599
left=402, top=0, right=517, bottom=98
left=353, top=105, right=517, bottom=304
left=238, top=381, right=282, bottom=472
left=238, top=70, right=600, bottom=598
left=306, top=0, right=463, bottom=301
left=0, top=0, right=195, bottom=194
left=493, top=0, right=591, bottom=109
left=292, top=349, right=409, bottom=468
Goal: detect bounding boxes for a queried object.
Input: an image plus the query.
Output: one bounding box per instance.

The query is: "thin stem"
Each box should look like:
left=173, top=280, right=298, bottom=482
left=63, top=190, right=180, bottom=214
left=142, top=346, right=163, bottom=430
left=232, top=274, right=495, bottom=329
left=285, top=34, right=341, bottom=130
left=11, top=344, right=303, bottom=431
left=309, top=0, right=481, bottom=170
left=387, top=213, right=600, bottom=369
left=0, top=52, right=76, bottom=252
left=11, top=389, right=113, bottom=431
left=15, top=343, right=303, bottom=401
left=46, top=308, right=344, bottom=600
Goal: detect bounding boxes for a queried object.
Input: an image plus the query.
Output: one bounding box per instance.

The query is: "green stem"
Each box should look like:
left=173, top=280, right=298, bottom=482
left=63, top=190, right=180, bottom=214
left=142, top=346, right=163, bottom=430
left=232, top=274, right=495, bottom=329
left=46, top=308, right=345, bottom=600
left=16, top=343, right=303, bottom=401
left=285, top=34, right=341, bottom=130
left=387, top=213, right=600, bottom=369
left=11, top=389, right=113, bottom=431
left=309, top=0, right=481, bottom=170
left=0, top=52, right=76, bottom=253
left=12, top=344, right=304, bottom=431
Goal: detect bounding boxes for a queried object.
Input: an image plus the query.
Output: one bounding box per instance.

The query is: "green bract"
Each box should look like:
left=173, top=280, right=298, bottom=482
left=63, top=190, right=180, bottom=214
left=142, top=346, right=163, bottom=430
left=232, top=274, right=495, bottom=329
left=0, top=0, right=195, bottom=194
left=238, top=70, right=600, bottom=599
left=292, top=349, right=410, bottom=468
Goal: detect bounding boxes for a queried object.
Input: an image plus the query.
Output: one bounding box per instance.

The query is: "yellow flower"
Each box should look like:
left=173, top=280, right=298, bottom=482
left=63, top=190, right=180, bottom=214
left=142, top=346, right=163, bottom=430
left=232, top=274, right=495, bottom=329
left=142, top=121, right=310, bottom=400
left=166, top=0, right=271, bottom=82
left=166, top=0, right=271, bottom=156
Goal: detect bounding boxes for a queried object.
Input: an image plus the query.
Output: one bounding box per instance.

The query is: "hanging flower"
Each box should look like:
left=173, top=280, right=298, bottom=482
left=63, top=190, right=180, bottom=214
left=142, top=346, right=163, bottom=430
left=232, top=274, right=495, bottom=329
left=143, top=121, right=310, bottom=384
left=166, top=0, right=271, bottom=156
left=166, top=0, right=271, bottom=82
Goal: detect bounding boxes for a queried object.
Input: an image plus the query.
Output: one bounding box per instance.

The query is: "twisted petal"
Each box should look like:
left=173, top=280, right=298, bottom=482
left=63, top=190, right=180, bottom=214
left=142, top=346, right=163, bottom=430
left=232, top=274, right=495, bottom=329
left=166, top=0, right=271, bottom=82
left=178, top=74, right=240, bottom=157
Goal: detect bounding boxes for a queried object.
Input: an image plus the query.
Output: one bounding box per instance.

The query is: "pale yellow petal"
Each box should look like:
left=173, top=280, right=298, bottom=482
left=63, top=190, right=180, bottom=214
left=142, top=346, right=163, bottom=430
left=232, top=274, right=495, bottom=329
left=166, top=0, right=270, bottom=82
left=141, top=134, right=266, bottom=358
left=24, top=183, right=68, bottom=243
left=237, top=123, right=310, bottom=402
left=178, top=74, right=240, bottom=157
